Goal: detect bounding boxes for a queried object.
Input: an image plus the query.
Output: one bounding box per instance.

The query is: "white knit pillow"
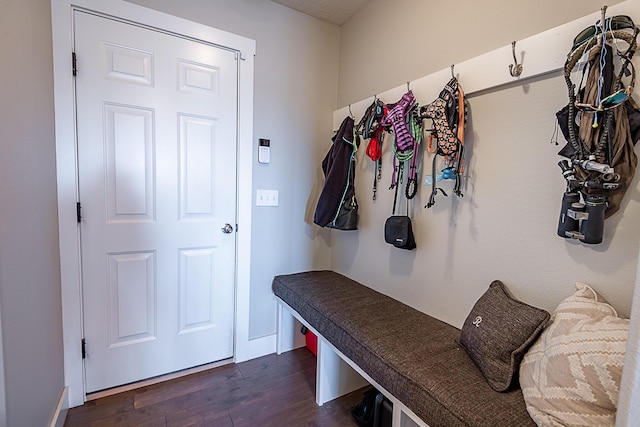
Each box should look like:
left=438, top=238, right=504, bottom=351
left=519, top=283, right=629, bottom=426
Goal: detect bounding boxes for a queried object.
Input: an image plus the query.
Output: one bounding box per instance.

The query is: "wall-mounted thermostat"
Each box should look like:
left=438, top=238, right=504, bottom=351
left=258, top=138, right=270, bottom=164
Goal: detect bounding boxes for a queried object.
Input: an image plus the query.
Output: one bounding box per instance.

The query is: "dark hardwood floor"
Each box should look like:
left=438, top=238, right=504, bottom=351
left=64, top=348, right=367, bottom=426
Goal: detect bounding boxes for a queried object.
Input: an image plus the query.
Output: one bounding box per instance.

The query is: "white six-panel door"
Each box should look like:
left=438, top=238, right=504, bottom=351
left=74, top=10, right=238, bottom=393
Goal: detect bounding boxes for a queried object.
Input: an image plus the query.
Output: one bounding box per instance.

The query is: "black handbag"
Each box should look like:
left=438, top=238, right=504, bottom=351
left=327, top=195, right=358, bottom=230
left=384, top=169, right=416, bottom=250
left=384, top=215, right=415, bottom=249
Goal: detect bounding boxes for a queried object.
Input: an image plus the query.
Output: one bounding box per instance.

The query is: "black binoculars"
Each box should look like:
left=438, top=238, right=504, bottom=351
left=558, top=160, right=621, bottom=191
left=557, top=192, right=607, bottom=244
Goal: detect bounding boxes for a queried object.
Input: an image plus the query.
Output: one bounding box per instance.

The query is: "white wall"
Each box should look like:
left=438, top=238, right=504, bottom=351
left=125, top=0, right=339, bottom=339
left=0, top=0, right=66, bottom=425
left=332, top=0, right=639, bottom=328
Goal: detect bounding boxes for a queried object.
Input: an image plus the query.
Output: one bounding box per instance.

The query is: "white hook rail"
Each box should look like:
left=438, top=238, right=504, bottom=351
left=333, top=0, right=638, bottom=130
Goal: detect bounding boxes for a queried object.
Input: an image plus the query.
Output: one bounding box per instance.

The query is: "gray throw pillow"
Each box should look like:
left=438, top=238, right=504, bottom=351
left=458, top=280, right=550, bottom=392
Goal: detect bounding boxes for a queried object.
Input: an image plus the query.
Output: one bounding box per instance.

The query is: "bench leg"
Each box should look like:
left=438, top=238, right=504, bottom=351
left=276, top=303, right=284, bottom=355
left=276, top=302, right=305, bottom=355
left=393, top=405, right=403, bottom=426
left=315, top=338, right=369, bottom=406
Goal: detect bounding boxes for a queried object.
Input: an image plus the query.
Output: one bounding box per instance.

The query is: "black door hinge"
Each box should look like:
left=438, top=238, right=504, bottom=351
left=72, top=52, right=77, bottom=76
left=81, top=338, right=86, bottom=359
left=76, top=202, right=82, bottom=223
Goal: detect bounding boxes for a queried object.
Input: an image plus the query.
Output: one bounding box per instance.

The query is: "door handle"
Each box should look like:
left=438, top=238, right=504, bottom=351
left=221, top=223, right=234, bottom=234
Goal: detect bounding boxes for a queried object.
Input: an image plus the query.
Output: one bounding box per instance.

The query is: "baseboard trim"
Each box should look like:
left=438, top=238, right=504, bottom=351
left=49, top=387, right=68, bottom=427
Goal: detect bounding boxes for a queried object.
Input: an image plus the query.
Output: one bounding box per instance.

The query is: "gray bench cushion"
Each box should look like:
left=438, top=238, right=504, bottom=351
left=272, top=270, right=536, bottom=427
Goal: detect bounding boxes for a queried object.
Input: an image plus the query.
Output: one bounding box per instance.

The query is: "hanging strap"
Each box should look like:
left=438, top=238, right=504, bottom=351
left=405, top=109, right=423, bottom=199
left=452, top=85, right=467, bottom=197
left=452, top=144, right=464, bottom=197
left=390, top=135, right=413, bottom=188
left=427, top=133, right=437, bottom=154
left=361, top=100, right=387, bottom=201
left=391, top=163, right=404, bottom=214
left=391, top=163, right=412, bottom=219
left=426, top=155, right=448, bottom=208
left=456, top=85, right=466, bottom=173
left=367, top=127, right=385, bottom=200
left=405, top=140, right=419, bottom=199
left=392, top=166, right=399, bottom=214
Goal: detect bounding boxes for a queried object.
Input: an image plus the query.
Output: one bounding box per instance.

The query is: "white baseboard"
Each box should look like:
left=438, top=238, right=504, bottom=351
left=49, top=387, right=68, bottom=427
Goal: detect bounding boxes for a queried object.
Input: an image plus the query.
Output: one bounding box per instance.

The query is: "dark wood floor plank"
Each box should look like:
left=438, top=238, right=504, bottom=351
left=76, top=398, right=169, bottom=427
left=64, top=392, right=136, bottom=426
left=134, top=364, right=242, bottom=409
left=65, top=348, right=366, bottom=427
left=151, top=371, right=313, bottom=426
left=226, top=372, right=316, bottom=425
left=89, top=411, right=167, bottom=427
left=237, top=347, right=316, bottom=379
left=157, top=364, right=307, bottom=414
left=165, top=410, right=234, bottom=427
left=231, top=386, right=365, bottom=427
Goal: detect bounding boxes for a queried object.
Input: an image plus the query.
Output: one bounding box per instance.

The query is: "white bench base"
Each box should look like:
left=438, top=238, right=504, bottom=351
left=276, top=297, right=429, bottom=427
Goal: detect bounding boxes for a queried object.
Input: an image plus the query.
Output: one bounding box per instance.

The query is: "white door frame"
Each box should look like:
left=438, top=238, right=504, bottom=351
left=51, top=0, right=259, bottom=407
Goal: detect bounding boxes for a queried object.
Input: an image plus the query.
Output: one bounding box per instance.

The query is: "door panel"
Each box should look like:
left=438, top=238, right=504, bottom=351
left=74, top=10, right=238, bottom=393
left=105, top=104, right=155, bottom=222
left=178, top=114, right=218, bottom=219
left=107, top=251, right=156, bottom=346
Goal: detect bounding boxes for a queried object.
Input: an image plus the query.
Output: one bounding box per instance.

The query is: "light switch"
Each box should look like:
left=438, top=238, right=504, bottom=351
left=256, top=189, right=278, bottom=206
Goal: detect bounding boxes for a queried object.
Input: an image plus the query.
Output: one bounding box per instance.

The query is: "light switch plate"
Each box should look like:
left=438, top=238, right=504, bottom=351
left=256, top=189, right=278, bottom=206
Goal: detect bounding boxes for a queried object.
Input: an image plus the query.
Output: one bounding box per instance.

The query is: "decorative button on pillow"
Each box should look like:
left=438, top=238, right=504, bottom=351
left=519, top=283, right=629, bottom=426
left=459, top=280, right=551, bottom=392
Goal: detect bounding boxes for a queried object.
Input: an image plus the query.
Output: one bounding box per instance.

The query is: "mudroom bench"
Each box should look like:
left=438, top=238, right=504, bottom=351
left=273, top=270, right=535, bottom=427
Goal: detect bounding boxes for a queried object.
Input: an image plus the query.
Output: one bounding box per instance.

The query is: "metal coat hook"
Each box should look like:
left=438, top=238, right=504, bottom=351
left=406, top=81, right=410, bottom=91
left=348, top=104, right=354, bottom=118
left=509, top=41, right=523, bottom=77
left=601, top=5, right=607, bottom=26
left=450, top=64, right=456, bottom=79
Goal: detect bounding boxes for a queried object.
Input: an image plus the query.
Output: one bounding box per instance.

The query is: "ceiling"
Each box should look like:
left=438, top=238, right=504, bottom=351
left=270, top=0, right=372, bottom=26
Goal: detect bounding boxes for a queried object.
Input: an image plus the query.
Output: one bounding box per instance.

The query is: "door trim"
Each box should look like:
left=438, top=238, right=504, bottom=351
left=51, top=0, right=257, bottom=407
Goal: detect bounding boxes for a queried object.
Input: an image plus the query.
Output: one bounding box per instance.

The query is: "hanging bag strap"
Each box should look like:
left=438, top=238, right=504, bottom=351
left=405, top=107, right=423, bottom=199
left=367, top=126, right=384, bottom=201
left=391, top=163, right=404, bottom=215
left=452, top=85, right=466, bottom=197
left=359, top=99, right=387, bottom=201
left=427, top=133, right=437, bottom=154
left=391, top=164, right=411, bottom=216
left=367, top=127, right=384, bottom=200
left=426, top=155, right=448, bottom=208
left=456, top=85, right=466, bottom=173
